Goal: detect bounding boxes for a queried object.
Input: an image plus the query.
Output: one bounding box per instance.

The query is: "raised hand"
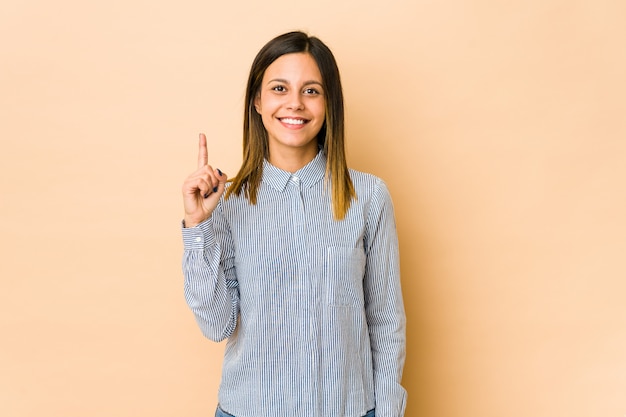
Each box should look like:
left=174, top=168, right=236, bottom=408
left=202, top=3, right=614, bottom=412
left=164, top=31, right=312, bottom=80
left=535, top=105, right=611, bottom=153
left=182, top=133, right=227, bottom=227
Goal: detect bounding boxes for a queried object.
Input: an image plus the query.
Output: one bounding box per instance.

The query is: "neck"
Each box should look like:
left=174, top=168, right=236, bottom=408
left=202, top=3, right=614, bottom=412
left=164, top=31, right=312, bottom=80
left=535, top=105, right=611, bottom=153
left=268, top=145, right=318, bottom=173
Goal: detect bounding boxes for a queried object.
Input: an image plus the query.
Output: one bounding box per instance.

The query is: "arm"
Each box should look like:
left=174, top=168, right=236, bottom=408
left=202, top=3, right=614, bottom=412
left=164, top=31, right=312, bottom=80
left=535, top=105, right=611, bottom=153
left=181, top=133, right=237, bottom=341
left=182, top=209, right=239, bottom=342
left=363, top=180, right=407, bottom=417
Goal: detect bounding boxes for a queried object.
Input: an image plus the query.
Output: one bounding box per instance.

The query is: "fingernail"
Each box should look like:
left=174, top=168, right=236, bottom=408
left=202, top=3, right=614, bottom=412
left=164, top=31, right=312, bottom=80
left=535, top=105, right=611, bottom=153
left=203, top=192, right=210, bottom=198
left=217, top=168, right=223, bottom=176
left=213, top=186, right=218, bottom=193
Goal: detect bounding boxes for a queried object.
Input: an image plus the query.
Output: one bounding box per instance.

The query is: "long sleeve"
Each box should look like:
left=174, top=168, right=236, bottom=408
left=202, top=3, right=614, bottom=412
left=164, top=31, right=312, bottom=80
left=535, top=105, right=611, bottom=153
left=363, top=180, right=407, bottom=417
left=182, top=206, right=239, bottom=342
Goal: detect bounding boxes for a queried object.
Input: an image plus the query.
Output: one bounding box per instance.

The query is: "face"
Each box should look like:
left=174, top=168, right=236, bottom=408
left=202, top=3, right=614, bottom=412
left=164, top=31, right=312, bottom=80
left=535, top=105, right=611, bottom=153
left=254, top=53, right=326, bottom=163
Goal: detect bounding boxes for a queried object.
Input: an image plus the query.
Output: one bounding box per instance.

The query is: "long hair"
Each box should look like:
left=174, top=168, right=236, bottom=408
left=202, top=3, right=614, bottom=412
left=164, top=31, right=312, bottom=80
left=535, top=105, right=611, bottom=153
left=225, top=31, right=355, bottom=220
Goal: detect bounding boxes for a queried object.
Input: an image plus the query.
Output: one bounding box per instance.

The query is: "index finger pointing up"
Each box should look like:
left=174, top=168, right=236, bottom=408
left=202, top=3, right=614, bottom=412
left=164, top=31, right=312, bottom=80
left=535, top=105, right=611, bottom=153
left=197, top=133, right=208, bottom=168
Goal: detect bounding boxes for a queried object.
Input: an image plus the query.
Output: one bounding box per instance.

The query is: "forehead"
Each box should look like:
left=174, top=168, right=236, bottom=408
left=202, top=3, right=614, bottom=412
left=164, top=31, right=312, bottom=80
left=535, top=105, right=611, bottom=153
left=263, top=53, right=322, bottom=82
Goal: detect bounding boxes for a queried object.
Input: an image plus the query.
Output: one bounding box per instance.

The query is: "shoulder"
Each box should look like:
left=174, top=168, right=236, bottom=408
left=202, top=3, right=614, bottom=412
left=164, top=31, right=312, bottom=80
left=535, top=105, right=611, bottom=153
left=215, top=181, right=248, bottom=215
left=349, top=169, right=390, bottom=198
left=347, top=169, right=395, bottom=221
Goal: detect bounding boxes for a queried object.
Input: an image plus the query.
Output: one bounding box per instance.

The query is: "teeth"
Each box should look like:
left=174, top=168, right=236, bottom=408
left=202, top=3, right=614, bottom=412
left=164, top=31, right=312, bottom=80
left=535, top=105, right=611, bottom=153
left=281, top=118, right=306, bottom=125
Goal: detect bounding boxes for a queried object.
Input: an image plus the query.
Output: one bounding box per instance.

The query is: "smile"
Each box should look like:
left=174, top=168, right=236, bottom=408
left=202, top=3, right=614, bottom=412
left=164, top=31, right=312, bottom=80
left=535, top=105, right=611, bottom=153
left=279, top=117, right=308, bottom=125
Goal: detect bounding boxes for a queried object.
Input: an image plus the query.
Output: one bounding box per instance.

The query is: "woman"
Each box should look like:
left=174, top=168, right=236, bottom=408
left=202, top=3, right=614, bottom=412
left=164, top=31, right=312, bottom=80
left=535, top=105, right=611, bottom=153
left=181, top=31, right=406, bottom=417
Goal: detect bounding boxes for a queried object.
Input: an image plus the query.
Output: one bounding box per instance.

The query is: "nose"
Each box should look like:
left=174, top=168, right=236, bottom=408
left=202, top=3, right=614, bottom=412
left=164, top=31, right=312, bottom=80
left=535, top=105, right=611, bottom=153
left=286, top=91, right=304, bottom=110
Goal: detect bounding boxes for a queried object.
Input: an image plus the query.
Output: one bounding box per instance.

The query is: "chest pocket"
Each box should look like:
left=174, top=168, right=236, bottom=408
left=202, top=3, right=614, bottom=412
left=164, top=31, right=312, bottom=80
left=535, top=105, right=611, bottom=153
left=325, top=247, right=366, bottom=308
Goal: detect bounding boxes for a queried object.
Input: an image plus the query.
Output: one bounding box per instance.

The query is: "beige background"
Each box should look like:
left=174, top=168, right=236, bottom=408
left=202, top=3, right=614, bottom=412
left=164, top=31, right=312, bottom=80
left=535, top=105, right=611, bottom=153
left=1, top=0, right=625, bottom=416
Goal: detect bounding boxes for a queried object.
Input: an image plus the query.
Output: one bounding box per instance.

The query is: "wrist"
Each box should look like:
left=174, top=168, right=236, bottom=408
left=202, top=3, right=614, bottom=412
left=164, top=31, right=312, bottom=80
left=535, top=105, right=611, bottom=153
left=183, top=216, right=205, bottom=228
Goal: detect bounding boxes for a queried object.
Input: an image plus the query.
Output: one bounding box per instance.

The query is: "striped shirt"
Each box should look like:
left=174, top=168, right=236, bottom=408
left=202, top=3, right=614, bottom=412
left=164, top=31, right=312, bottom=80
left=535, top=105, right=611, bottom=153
left=182, top=151, right=406, bottom=417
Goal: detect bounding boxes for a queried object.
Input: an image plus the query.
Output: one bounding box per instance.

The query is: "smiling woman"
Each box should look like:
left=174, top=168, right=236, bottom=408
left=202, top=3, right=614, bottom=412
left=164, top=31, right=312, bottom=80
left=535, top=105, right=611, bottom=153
left=224, top=31, right=356, bottom=221
left=181, top=31, right=406, bottom=417
left=254, top=53, right=326, bottom=171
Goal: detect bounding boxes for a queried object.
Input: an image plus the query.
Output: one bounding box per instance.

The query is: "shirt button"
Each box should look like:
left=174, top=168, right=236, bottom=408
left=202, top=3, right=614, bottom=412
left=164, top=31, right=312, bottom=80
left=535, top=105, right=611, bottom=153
left=292, top=176, right=300, bottom=183
left=194, top=237, right=202, bottom=243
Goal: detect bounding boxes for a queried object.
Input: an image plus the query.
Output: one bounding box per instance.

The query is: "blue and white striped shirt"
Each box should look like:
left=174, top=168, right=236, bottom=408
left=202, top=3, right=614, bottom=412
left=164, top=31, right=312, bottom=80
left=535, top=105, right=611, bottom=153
left=182, top=151, right=406, bottom=417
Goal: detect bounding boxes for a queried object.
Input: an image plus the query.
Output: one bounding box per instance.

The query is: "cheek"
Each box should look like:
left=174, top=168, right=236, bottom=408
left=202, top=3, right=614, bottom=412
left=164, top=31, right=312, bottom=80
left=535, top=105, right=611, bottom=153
left=315, top=103, right=326, bottom=123
left=316, top=98, right=326, bottom=116
left=260, top=113, right=273, bottom=130
left=258, top=95, right=281, bottom=115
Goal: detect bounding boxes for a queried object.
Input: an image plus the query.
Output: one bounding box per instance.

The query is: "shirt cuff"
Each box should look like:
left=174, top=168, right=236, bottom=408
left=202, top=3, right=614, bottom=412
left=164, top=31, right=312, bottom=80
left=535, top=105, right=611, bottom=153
left=181, top=218, right=215, bottom=250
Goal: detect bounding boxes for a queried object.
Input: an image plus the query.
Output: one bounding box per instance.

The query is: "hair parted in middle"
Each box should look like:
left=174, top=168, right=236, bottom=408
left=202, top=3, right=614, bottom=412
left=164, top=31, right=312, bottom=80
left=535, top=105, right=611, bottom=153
left=225, top=31, right=356, bottom=220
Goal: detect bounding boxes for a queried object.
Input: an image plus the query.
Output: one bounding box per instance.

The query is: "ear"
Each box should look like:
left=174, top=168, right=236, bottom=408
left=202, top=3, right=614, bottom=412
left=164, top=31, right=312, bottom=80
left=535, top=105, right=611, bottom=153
left=254, top=93, right=261, bottom=114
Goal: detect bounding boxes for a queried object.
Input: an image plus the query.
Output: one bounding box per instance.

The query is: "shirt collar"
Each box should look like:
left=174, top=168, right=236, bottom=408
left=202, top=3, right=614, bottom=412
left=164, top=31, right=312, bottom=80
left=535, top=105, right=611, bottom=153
left=262, top=151, right=326, bottom=192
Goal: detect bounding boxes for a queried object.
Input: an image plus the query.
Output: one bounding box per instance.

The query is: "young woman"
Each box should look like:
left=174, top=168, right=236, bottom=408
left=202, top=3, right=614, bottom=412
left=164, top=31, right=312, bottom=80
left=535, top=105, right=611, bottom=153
left=181, top=31, right=406, bottom=417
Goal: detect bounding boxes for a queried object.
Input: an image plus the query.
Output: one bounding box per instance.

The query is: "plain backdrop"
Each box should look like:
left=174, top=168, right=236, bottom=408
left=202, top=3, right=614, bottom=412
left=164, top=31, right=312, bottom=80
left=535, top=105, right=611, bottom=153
left=1, top=0, right=625, bottom=416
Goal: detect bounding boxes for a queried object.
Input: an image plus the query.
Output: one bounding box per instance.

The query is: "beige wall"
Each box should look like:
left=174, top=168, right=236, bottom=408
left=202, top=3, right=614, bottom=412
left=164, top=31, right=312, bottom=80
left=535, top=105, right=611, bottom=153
left=1, top=0, right=625, bottom=416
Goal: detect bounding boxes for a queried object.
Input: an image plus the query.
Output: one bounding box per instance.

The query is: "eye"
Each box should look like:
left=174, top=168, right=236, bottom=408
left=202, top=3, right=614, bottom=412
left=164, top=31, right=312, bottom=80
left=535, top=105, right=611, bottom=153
left=303, top=87, right=320, bottom=95
left=272, top=85, right=287, bottom=92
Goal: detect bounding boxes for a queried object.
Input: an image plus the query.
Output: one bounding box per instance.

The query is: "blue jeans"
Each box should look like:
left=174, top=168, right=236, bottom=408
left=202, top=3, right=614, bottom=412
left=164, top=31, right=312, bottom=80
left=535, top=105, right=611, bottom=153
left=215, top=405, right=375, bottom=417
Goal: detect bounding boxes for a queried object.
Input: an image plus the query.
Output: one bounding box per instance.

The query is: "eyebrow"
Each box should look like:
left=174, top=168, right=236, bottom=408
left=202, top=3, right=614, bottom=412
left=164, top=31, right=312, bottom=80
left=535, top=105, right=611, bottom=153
left=267, top=78, right=323, bottom=87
